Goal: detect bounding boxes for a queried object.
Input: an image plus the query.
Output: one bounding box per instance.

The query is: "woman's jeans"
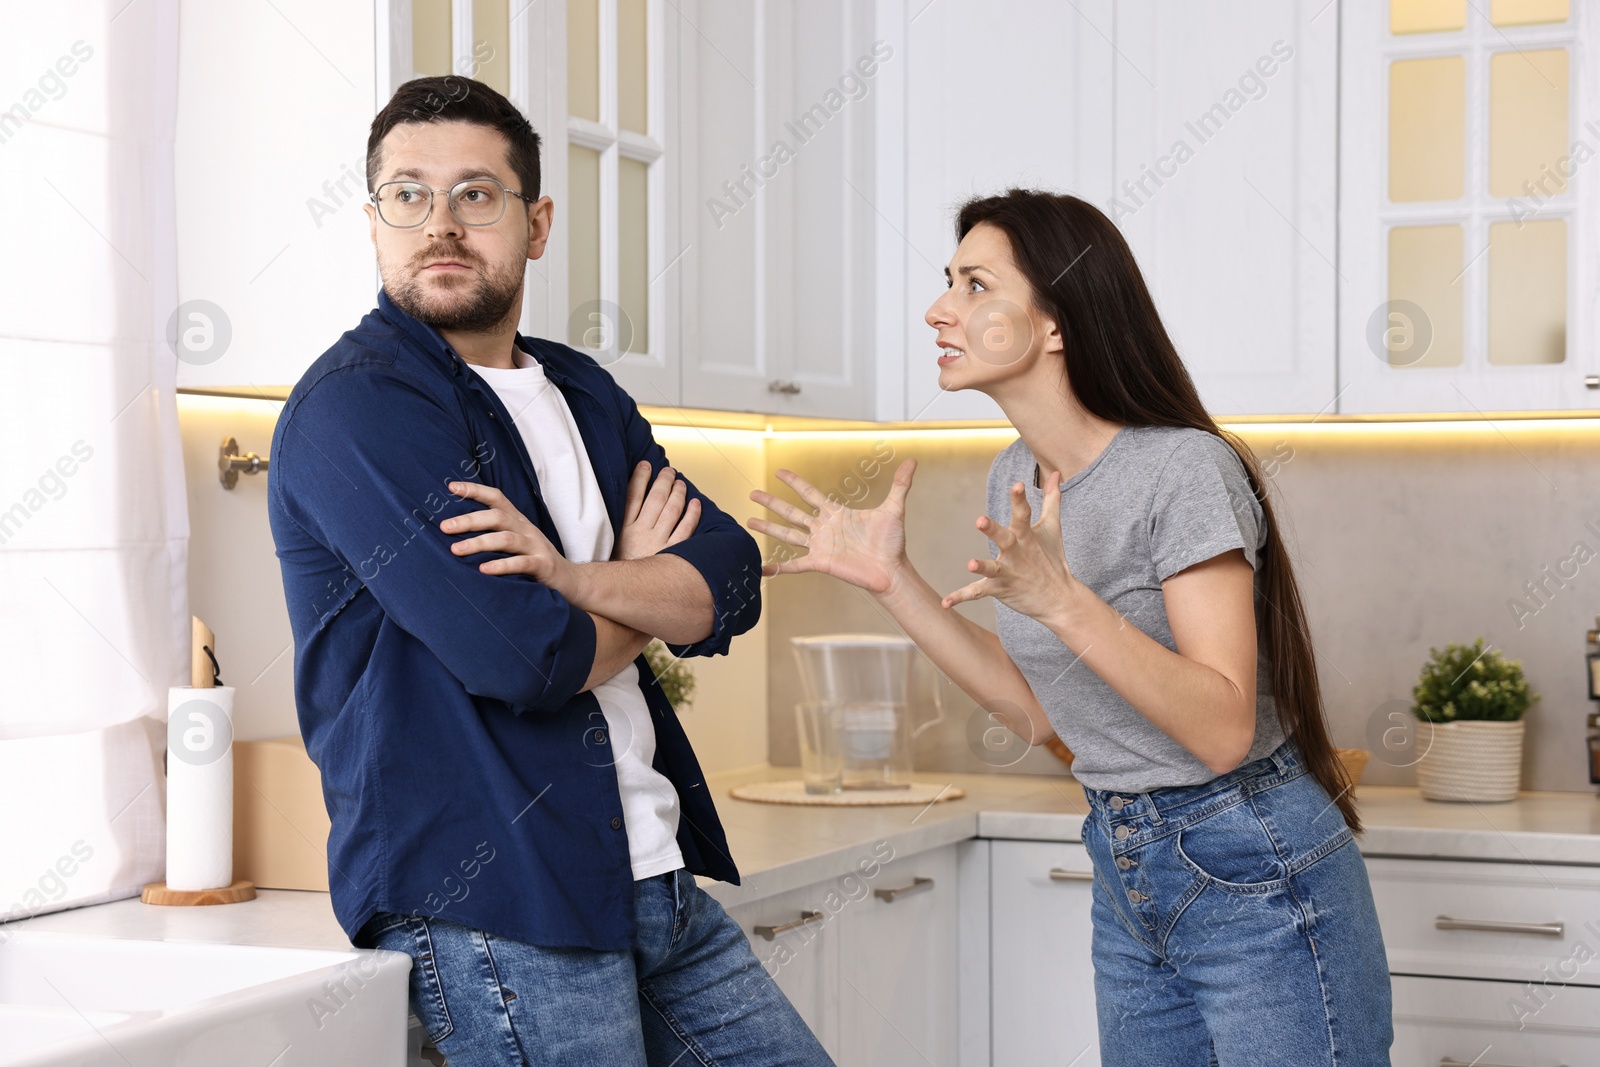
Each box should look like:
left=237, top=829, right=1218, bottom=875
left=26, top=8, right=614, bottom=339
left=354, top=866, right=835, bottom=1066
left=1079, top=734, right=1394, bottom=1066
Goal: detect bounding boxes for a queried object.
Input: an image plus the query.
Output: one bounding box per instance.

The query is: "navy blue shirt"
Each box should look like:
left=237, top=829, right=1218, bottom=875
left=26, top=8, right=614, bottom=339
left=267, top=288, right=759, bottom=951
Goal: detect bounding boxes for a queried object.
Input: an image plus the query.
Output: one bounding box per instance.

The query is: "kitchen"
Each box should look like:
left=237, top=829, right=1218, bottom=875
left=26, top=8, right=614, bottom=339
left=2, top=0, right=1599, bottom=1064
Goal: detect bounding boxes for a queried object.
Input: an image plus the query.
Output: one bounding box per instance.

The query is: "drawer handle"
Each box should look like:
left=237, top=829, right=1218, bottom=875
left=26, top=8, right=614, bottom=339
left=1440, top=1059, right=1566, bottom=1067
left=1049, top=868, right=1095, bottom=882
left=1434, top=915, right=1564, bottom=937
left=753, top=909, right=823, bottom=941
left=874, top=877, right=933, bottom=903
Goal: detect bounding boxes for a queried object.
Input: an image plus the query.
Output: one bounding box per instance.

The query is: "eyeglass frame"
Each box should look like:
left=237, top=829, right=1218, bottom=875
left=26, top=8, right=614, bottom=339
left=368, top=176, right=538, bottom=229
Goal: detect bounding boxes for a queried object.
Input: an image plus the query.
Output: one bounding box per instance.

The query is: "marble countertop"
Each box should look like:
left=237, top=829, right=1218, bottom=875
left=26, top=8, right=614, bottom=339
left=6, top=766, right=1597, bottom=946
left=692, top=764, right=1600, bottom=908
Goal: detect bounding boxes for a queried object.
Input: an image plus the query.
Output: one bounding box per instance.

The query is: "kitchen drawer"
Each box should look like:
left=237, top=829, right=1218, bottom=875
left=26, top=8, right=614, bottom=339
left=1393, top=974, right=1600, bottom=1065
left=1367, top=857, right=1600, bottom=984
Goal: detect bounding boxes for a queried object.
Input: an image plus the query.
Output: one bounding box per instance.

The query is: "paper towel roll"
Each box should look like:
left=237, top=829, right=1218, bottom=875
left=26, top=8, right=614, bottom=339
left=165, top=686, right=236, bottom=891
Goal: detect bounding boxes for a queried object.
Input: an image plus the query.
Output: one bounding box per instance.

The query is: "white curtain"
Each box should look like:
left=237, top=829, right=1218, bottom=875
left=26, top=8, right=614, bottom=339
left=0, top=0, right=185, bottom=919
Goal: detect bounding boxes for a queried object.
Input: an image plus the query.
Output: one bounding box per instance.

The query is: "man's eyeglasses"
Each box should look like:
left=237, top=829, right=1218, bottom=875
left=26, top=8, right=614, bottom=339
left=369, top=177, right=536, bottom=228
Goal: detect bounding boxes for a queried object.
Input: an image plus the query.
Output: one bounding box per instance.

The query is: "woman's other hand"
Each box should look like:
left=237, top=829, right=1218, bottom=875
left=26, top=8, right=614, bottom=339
left=614, top=460, right=700, bottom=561
left=942, top=470, right=1082, bottom=625
left=746, top=458, right=917, bottom=595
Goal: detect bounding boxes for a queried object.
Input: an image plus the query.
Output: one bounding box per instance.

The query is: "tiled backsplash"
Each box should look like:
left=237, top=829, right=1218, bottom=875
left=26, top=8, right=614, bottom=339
left=180, top=396, right=1600, bottom=794
left=763, top=423, right=1600, bottom=795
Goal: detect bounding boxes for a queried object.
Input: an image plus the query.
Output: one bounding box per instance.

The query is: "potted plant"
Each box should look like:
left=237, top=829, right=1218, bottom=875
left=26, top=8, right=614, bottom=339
left=1411, top=639, right=1536, bottom=802
left=643, top=639, right=696, bottom=712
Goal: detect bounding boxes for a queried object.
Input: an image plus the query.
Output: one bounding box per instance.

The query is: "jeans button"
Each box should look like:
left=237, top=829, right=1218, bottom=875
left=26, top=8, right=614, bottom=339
left=1126, top=888, right=1145, bottom=903
left=1109, top=796, right=1127, bottom=810
left=1114, top=825, right=1130, bottom=840
left=1115, top=856, right=1132, bottom=870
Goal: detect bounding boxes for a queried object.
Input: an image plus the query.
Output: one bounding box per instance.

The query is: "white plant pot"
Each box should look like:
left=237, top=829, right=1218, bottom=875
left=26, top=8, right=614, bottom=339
left=1415, top=719, right=1525, bottom=802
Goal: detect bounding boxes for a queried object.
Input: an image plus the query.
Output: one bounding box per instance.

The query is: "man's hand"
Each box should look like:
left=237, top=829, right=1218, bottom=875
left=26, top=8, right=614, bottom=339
left=441, top=481, right=572, bottom=586
left=615, top=461, right=699, bottom=561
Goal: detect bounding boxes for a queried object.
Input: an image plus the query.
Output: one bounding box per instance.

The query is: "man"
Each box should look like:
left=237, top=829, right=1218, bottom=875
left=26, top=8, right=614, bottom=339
left=267, top=75, right=833, bottom=1065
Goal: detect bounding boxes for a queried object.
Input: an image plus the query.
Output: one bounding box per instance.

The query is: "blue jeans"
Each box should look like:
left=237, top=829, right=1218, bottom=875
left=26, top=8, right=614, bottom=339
left=354, top=866, right=835, bottom=1066
left=1079, top=734, right=1394, bottom=1066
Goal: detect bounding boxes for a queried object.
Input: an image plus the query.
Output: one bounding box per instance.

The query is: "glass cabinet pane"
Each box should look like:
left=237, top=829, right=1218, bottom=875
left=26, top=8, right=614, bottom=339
left=472, top=0, right=510, bottom=95
left=414, top=0, right=452, bottom=77
left=1390, top=0, right=1467, bottom=34
left=568, top=0, right=600, bottom=122
left=1491, top=0, right=1569, bottom=26
left=1389, top=56, right=1466, bottom=202
left=1489, top=48, right=1569, bottom=198
left=618, top=157, right=650, bottom=353
left=1387, top=225, right=1465, bottom=367
left=618, top=0, right=648, bottom=134
left=567, top=145, right=602, bottom=347
left=1488, top=219, right=1566, bottom=365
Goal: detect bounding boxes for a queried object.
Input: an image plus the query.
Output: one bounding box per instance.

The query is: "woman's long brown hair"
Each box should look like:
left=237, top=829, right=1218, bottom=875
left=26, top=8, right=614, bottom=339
left=956, top=189, right=1361, bottom=835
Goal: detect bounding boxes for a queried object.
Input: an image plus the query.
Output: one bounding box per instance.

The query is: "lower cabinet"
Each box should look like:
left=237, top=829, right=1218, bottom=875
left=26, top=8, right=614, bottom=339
left=1393, top=974, right=1600, bottom=1065
left=988, top=839, right=1101, bottom=1067
left=723, top=842, right=960, bottom=1066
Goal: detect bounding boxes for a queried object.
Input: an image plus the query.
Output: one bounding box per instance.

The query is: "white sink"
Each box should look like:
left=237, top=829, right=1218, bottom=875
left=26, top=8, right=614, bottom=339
left=0, top=930, right=412, bottom=1066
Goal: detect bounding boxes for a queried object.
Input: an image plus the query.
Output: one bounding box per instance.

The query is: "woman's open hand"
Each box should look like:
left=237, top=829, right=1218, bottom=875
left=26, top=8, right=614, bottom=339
left=614, top=460, right=699, bottom=561
left=746, top=459, right=917, bottom=595
left=442, top=481, right=569, bottom=585
left=942, top=471, right=1082, bottom=625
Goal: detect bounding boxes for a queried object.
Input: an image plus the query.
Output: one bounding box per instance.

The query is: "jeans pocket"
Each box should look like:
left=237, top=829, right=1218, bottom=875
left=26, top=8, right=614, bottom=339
left=367, top=915, right=454, bottom=1045
left=1173, top=796, right=1292, bottom=891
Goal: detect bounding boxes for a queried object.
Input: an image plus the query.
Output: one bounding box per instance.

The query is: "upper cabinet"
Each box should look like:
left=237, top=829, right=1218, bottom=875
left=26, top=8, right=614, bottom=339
left=173, top=0, right=377, bottom=392
left=1338, top=0, right=1598, bottom=413
left=676, top=0, right=1341, bottom=419
left=1112, top=0, right=1339, bottom=417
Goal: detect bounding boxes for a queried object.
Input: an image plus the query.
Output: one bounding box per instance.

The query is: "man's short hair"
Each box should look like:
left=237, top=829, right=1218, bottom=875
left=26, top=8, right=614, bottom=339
left=366, top=76, right=542, bottom=201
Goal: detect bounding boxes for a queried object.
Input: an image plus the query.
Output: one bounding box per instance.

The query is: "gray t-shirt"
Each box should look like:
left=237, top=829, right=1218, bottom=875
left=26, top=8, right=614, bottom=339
left=985, top=424, right=1286, bottom=792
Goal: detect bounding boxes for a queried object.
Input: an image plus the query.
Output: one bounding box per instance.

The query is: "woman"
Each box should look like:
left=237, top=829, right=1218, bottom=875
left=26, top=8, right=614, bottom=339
left=748, top=189, right=1393, bottom=1066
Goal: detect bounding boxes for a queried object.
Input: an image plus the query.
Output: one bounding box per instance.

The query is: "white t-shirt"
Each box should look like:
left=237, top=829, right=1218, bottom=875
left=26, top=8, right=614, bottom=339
left=467, top=346, right=684, bottom=881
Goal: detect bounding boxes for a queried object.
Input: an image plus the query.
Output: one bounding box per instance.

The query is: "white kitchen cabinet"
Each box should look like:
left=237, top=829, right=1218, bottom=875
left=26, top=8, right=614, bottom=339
left=836, top=845, right=961, bottom=1066
left=725, top=879, right=843, bottom=1057
left=1366, top=855, right=1600, bottom=986
left=885, top=0, right=1115, bottom=424
left=988, top=839, right=1101, bottom=1067
left=723, top=843, right=963, bottom=1065
left=1112, top=0, right=1339, bottom=417
left=1393, top=974, right=1600, bottom=1065
left=173, top=0, right=378, bottom=392
left=676, top=0, right=883, bottom=419
left=1336, top=1, right=1600, bottom=414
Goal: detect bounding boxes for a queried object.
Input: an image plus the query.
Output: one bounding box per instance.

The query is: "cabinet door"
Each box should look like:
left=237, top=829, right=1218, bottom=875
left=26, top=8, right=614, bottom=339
left=174, top=0, right=378, bottom=391
left=680, top=0, right=879, bottom=419
left=836, top=844, right=960, bottom=1066
left=1113, top=0, right=1338, bottom=417
left=723, top=882, right=841, bottom=1057
left=894, top=0, right=1116, bottom=423
left=990, top=840, right=1101, bottom=1067
left=1336, top=1, right=1599, bottom=414
left=1393, top=974, right=1600, bottom=1064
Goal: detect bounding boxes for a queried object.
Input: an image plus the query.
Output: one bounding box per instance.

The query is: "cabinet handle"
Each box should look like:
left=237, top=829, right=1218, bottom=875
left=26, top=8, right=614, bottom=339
left=1049, top=868, right=1095, bottom=882
left=1440, top=1059, right=1566, bottom=1067
left=874, top=877, right=934, bottom=903
left=767, top=379, right=802, bottom=395
left=753, top=909, right=824, bottom=941
left=1434, top=915, right=1564, bottom=937
left=1585, top=374, right=1599, bottom=389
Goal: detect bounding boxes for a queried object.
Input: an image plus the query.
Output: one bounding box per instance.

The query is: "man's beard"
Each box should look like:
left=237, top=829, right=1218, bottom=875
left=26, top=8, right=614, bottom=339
left=384, top=242, right=523, bottom=333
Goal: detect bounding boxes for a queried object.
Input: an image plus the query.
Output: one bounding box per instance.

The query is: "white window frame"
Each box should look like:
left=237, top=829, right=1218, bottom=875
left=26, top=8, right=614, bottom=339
left=1338, top=2, right=1599, bottom=414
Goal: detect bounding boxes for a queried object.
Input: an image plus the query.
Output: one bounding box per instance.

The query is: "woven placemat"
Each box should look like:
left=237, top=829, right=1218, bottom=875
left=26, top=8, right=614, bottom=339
left=728, top=780, right=967, bottom=806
